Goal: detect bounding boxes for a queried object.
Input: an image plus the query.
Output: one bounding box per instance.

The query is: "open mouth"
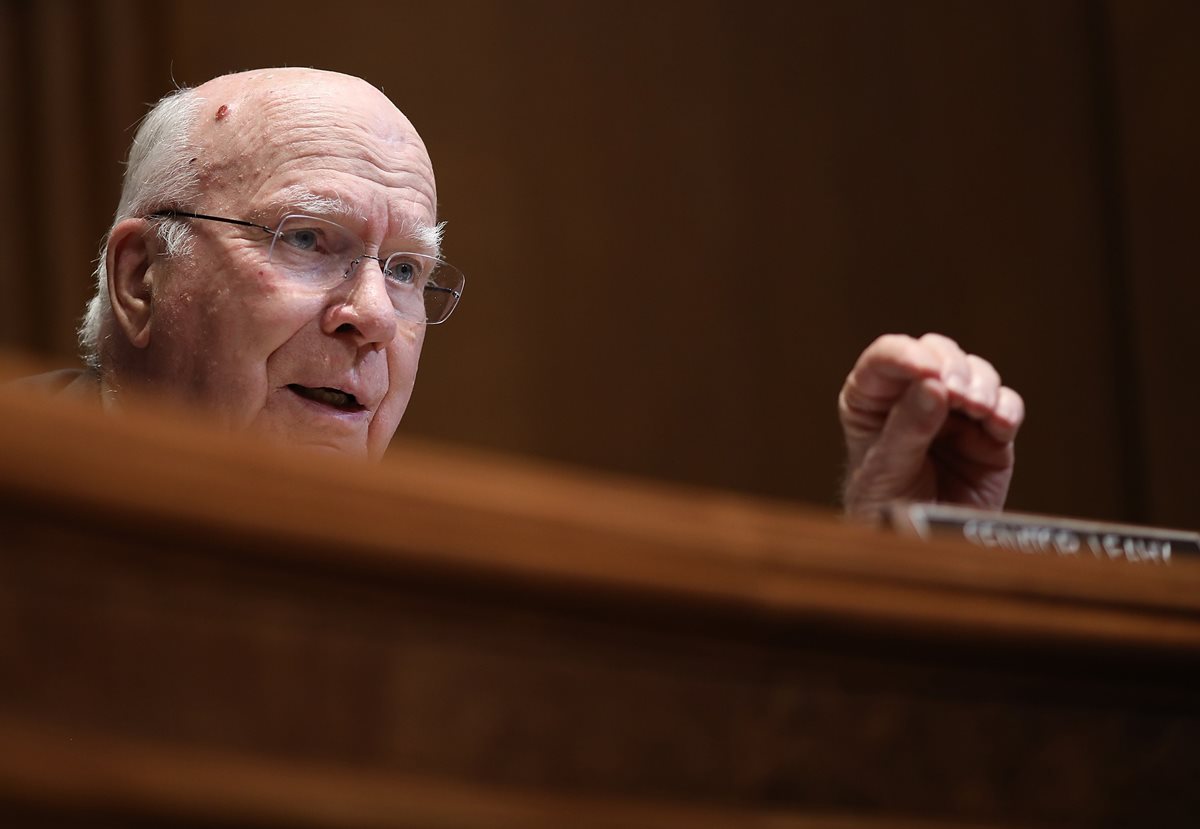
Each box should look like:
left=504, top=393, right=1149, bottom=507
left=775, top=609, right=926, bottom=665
left=287, top=384, right=364, bottom=412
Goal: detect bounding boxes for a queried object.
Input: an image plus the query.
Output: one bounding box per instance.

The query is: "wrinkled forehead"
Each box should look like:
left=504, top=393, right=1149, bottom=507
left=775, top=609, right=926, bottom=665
left=190, top=73, right=437, bottom=223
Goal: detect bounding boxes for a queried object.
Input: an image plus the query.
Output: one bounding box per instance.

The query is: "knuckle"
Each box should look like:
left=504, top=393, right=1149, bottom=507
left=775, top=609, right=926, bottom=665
left=919, top=332, right=964, bottom=358
left=869, top=332, right=913, bottom=353
left=966, top=353, right=1000, bottom=383
left=919, top=331, right=953, bottom=346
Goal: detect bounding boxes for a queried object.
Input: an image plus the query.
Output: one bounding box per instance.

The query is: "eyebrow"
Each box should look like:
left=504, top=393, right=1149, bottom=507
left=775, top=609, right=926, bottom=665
left=262, top=186, right=445, bottom=258
left=261, top=187, right=361, bottom=223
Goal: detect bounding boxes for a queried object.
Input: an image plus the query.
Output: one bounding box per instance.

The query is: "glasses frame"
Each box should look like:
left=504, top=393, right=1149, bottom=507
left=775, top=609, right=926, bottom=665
left=146, top=209, right=464, bottom=324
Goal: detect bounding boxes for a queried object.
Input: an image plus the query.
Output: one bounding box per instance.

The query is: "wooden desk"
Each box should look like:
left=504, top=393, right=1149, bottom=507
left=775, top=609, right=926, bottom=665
left=1, top=376, right=1198, bottom=828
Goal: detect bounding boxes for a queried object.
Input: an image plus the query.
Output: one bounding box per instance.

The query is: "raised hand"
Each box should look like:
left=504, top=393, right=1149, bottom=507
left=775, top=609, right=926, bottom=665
left=839, top=333, right=1025, bottom=521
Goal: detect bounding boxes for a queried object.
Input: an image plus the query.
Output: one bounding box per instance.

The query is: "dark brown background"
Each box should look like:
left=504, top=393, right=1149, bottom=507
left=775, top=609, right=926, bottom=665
left=1, top=0, right=1196, bottom=526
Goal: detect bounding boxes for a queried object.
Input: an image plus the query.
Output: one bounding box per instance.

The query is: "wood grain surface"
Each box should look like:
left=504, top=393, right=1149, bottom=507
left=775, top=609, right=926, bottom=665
left=1, top=360, right=1198, bottom=827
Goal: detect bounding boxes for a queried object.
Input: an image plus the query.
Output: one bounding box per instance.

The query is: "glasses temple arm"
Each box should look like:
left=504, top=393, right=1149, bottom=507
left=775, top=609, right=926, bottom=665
left=147, top=210, right=276, bottom=235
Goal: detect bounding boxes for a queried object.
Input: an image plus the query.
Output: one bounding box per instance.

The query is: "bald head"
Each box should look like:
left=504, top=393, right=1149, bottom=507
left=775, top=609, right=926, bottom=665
left=84, top=68, right=452, bottom=459
left=187, top=69, right=436, bottom=221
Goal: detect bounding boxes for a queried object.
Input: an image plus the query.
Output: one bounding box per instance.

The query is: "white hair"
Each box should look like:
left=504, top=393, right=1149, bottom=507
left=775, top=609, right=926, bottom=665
left=79, top=87, right=205, bottom=371
left=266, top=185, right=447, bottom=257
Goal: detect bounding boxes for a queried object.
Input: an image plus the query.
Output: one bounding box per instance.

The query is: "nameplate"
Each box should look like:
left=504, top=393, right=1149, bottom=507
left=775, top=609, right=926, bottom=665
left=888, top=502, right=1200, bottom=564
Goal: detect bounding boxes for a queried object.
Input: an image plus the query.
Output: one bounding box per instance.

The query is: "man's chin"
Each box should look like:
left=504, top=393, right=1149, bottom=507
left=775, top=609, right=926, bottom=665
left=295, top=441, right=369, bottom=458
left=273, top=433, right=377, bottom=461
left=244, top=399, right=381, bottom=457
left=245, top=418, right=374, bottom=461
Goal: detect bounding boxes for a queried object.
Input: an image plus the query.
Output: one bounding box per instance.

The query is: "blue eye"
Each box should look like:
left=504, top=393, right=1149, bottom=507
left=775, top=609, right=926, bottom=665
left=385, top=255, right=429, bottom=286
left=279, top=228, right=321, bottom=252
left=391, top=261, right=416, bottom=284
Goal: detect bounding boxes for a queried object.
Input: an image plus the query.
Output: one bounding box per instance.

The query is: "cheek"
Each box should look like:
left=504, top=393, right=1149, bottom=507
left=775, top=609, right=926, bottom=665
left=227, top=278, right=324, bottom=350
left=185, top=278, right=321, bottom=394
left=377, top=326, right=425, bottom=420
left=393, top=323, right=426, bottom=375
left=394, top=323, right=421, bottom=345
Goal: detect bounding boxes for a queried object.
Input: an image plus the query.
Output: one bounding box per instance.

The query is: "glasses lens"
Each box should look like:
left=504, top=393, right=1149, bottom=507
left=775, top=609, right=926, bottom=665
left=269, top=214, right=465, bottom=324
left=268, top=215, right=363, bottom=288
left=382, top=252, right=466, bottom=325
left=427, top=261, right=466, bottom=324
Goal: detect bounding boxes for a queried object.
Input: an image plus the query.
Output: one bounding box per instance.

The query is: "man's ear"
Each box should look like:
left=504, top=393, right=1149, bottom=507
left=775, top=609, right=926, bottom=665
left=107, top=218, right=157, bottom=349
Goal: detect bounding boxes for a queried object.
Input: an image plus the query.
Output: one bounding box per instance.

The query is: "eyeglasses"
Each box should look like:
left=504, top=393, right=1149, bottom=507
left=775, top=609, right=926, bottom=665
left=147, top=210, right=465, bottom=324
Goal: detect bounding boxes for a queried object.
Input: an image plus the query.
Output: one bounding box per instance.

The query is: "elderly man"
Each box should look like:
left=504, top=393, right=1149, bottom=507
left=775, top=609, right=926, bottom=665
left=48, top=67, right=1022, bottom=516
left=68, top=67, right=451, bottom=460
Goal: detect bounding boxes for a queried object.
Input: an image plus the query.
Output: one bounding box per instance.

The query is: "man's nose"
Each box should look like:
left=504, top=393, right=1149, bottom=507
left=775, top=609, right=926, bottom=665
left=322, top=257, right=399, bottom=347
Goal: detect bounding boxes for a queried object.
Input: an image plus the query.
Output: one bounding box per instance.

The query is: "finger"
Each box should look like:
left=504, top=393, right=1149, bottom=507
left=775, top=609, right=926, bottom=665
left=980, top=386, right=1025, bottom=444
left=957, top=353, right=1001, bottom=418
left=841, top=334, right=941, bottom=416
left=917, top=332, right=971, bottom=400
left=868, top=375, right=951, bottom=472
left=843, top=376, right=950, bottom=516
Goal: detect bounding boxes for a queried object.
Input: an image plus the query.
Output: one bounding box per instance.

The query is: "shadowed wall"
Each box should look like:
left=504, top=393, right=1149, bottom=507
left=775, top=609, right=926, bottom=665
left=2, top=0, right=1196, bottom=526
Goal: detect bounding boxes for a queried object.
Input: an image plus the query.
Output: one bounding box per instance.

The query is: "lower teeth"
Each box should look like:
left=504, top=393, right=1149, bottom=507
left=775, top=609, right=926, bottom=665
left=316, top=390, right=346, bottom=406
left=293, top=385, right=352, bottom=407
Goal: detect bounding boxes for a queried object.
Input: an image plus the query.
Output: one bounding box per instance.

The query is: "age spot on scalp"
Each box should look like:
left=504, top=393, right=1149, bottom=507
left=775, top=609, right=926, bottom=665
left=215, top=104, right=230, bottom=121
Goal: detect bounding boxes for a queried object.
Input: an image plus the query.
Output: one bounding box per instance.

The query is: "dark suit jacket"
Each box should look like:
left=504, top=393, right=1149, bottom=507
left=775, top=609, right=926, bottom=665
left=11, top=369, right=101, bottom=402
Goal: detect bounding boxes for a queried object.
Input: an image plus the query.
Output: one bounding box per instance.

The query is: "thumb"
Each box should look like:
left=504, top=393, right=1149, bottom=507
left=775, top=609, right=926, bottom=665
left=873, top=377, right=950, bottom=466
left=844, top=378, right=950, bottom=517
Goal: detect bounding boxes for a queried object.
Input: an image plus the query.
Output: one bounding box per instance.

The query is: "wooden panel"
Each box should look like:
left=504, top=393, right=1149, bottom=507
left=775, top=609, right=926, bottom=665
left=0, top=0, right=170, bottom=357
left=0, top=0, right=34, bottom=349
left=28, top=0, right=95, bottom=356
left=1107, top=2, right=1200, bottom=528
left=0, top=720, right=1034, bottom=829
left=1, top=364, right=1199, bottom=827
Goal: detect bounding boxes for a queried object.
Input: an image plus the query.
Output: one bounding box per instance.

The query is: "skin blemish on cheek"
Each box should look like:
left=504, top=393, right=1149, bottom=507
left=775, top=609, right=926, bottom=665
left=215, top=104, right=230, bottom=121
left=395, top=322, right=420, bottom=344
